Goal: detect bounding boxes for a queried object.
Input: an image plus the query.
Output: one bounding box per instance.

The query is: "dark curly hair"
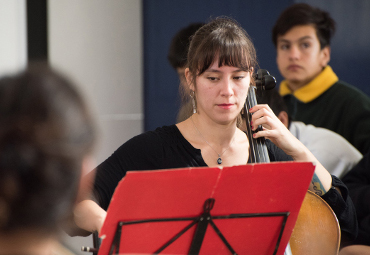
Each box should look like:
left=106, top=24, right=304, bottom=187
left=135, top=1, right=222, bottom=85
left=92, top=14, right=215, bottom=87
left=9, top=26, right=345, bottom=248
left=272, top=3, right=336, bottom=49
left=167, top=22, right=205, bottom=69
left=0, top=64, right=96, bottom=234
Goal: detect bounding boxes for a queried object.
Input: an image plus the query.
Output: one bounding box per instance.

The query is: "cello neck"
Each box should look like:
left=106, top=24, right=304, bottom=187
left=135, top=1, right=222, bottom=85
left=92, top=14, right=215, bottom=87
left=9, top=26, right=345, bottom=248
left=244, top=85, right=270, bottom=163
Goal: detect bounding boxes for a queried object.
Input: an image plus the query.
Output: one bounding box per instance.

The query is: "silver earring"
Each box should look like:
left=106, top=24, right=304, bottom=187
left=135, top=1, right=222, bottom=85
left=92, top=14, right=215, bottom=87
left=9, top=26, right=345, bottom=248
left=190, top=90, right=196, bottom=114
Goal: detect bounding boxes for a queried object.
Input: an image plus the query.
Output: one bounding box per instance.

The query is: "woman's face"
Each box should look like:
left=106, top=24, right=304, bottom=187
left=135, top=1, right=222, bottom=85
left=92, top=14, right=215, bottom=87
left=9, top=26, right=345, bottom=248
left=186, top=60, right=251, bottom=125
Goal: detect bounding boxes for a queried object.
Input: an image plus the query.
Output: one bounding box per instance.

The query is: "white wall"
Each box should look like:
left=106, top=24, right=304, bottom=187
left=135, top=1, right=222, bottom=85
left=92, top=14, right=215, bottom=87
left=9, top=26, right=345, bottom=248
left=0, top=0, right=27, bottom=76
left=48, top=0, right=143, bottom=253
left=48, top=0, right=143, bottom=165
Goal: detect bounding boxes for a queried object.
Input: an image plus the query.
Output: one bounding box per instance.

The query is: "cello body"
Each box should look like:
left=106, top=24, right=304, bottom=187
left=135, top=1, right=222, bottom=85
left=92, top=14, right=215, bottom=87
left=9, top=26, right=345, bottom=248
left=290, top=191, right=341, bottom=255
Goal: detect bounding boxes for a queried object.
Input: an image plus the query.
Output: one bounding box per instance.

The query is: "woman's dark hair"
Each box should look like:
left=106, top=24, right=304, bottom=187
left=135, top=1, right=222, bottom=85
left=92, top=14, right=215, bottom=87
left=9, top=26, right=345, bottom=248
left=0, top=65, right=96, bottom=234
left=187, top=17, right=257, bottom=82
left=272, top=3, right=336, bottom=49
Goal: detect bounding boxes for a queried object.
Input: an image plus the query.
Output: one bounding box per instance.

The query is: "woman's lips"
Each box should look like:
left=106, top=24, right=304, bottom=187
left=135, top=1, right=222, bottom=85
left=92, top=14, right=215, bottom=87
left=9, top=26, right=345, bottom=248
left=218, top=103, right=234, bottom=109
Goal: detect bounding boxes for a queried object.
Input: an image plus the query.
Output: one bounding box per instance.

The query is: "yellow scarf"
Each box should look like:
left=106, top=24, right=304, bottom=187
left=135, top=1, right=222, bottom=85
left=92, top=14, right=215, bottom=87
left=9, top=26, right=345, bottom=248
left=279, top=66, right=338, bottom=103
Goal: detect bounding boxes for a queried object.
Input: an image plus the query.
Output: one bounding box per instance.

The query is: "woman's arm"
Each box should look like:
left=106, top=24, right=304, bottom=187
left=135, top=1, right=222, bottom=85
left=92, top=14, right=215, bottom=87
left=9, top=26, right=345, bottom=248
left=340, top=245, right=370, bottom=255
left=73, top=199, right=107, bottom=234
left=249, top=104, right=332, bottom=194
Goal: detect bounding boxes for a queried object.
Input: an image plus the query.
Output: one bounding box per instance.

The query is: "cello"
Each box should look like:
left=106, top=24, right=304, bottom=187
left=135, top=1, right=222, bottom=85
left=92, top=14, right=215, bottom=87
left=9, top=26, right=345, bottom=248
left=245, top=69, right=341, bottom=255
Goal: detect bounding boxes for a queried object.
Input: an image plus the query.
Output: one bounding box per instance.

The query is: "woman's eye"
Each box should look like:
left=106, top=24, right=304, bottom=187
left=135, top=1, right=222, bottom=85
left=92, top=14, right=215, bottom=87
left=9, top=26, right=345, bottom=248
left=207, top=77, right=218, bottom=81
left=234, top=76, right=244, bottom=80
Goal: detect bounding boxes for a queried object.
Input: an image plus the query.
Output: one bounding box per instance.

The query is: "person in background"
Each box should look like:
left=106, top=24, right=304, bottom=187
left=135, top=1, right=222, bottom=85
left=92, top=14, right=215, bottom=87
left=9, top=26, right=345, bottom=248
left=71, top=16, right=357, bottom=248
left=0, top=65, right=97, bottom=255
left=257, top=88, right=362, bottom=178
left=340, top=153, right=370, bottom=255
left=167, top=22, right=205, bottom=123
left=272, top=3, right=370, bottom=155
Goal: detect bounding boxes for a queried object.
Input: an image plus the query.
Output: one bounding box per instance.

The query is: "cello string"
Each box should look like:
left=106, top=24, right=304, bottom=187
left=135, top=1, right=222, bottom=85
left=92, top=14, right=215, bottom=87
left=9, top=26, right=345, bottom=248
left=245, top=87, right=256, bottom=162
left=246, top=86, right=258, bottom=162
left=251, top=86, right=269, bottom=162
left=254, top=88, right=269, bottom=162
left=250, top=86, right=262, bottom=162
left=246, top=85, right=270, bottom=163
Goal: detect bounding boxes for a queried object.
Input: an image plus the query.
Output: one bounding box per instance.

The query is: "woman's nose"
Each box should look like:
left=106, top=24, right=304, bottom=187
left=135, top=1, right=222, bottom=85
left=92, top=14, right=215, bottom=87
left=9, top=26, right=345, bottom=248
left=220, top=79, right=234, bottom=96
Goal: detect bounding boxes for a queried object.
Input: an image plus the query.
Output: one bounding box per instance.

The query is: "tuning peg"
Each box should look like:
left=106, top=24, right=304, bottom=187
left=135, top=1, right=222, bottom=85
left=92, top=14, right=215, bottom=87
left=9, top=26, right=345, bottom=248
left=254, top=69, right=276, bottom=90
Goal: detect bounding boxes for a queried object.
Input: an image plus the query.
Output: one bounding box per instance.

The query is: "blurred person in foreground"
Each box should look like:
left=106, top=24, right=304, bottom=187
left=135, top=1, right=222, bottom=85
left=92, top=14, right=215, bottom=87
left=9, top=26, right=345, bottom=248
left=0, top=65, right=97, bottom=255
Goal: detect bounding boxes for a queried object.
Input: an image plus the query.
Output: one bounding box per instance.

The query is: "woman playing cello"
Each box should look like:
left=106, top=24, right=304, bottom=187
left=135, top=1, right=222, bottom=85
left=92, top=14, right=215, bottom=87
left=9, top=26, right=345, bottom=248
left=72, top=17, right=357, bottom=249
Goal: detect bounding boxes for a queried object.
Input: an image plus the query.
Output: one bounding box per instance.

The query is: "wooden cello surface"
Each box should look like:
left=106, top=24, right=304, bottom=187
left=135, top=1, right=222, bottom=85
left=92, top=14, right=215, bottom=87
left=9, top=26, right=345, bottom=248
left=289, top=190, right=341, bottom=255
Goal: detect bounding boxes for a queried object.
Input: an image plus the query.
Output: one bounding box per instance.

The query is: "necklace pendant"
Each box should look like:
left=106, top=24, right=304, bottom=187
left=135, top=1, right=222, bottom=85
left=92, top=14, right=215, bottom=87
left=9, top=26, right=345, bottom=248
left=217, top=157, right=222, bottom=165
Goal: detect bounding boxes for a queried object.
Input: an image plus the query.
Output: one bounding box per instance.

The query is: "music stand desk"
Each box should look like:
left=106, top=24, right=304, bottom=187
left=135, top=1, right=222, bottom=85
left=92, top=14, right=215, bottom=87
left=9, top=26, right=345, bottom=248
left=98, top=162, right=315, bottom=255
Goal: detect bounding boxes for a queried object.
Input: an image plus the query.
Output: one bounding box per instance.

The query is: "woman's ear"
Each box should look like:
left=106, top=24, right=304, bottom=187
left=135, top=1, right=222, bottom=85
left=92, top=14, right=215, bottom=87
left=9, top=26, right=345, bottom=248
left=185, top=68, right=194, bottom=91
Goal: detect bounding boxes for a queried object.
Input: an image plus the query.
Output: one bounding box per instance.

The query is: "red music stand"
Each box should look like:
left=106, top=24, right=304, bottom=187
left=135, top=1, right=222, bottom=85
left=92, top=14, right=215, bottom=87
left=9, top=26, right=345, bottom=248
left=97, top=162, right=315, bottom=255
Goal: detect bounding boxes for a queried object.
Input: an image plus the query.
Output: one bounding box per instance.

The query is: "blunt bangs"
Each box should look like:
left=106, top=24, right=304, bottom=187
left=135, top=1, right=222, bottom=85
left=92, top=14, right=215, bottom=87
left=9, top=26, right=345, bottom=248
left=188, top=17, right=256, bottom=79
left=199, top=39, right=251, bottom=76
